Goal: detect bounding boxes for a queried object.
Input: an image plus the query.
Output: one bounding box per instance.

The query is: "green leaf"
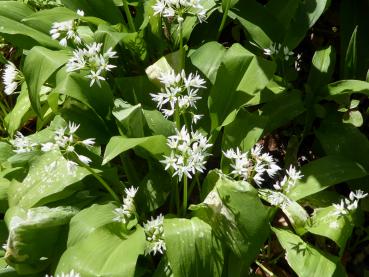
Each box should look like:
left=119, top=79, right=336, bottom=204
left=273, top=227, right=343, bottom=277
left=4, top=206, right=77, bottom=274
left=56, top=225, right=145, bottom=277
left=307, top=46, right=336, bottom=92
left=189, top=42, right=227, bottom=84
left=23, top=46, right=69, bottom=117
left=321, top=80, right=369, bottom=100
left=209, top=43, right=275, bottom=130
left=0, top=1, right=34, bottom=21
left=222, top=109, right=268, bottom=151
left=103, top=135, right=168, bottom=165
left=191, top=171, right=269, bottom=267
left=289, top=156, right=367, bottom=201
left=343, top=110, right=363, bottom=127
left=306, top=206, right=354, bottom=250
left=8, top=151, right=90, bottom=208
left=164, top=217, right=224, bottom=277
left=316, top=121, right=369, bottom=171
left=344, top=26, right=358, bottom=78
left=67, top=202, right=117, bottom=247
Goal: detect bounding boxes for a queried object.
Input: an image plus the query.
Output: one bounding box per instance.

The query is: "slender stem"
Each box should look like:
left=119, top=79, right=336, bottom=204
left=122, top=0, right=136, bottom=32
left=217, top=0, right=231, bottom=39
left=255, top=261, right=275, bottom=277
left=83, top=165, right=120, bottom=202
left=174, top=107, right=181, bottom=129
left=175, top=179, right=180, bottom=215
left=182, top=175, right=188, bottom=216
left=178, top=21, right=185, bottom=71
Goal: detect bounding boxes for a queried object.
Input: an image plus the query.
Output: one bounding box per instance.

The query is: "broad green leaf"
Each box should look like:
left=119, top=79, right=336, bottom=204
left=265, top=0, right=299, bottom=29
left=56, top=226, right=145, bottom=277
left=273, top=227, right=343, bottom=277
left=0, top=178, right=10, bottom=213
left=142, top=110, right=175, bottom=137
left=8, top=151, right=90, bottom=208
left=209, top=43, right=274, bottom=130
left=55, top=71, right=114, bottom=119
left=343, top=26, right=358, bottom=78
left=23, top=46, right=69, bottom=117
left=67, top=202, right=117, bottom=247
left=289, top=156, right=367, bottom=201
left=189, top=42, right=226, bottom=84
left=103, top=135, right=168, bottom=165
left=260, top=90, right=305, bottom=133
left=222, top=109, right=267, bottom=151
left=164, top=217, right=224, bottom=277
left=343, top=110, right=363, bottom=127
left=0, top=143, right=13, bottom=164
left=0, top=16, right=60, bottom=49
left=316, top=121, right=369, bottom=171
left=4, top=85, right=33, bottom=136
left=61, top=0, right=124, bottom=24
left=4, top=206, right=77, bottom=274
left=191, top=171, right=269, bottom=267
left=307, top=46, right=336, bottom=92
left=0, top=2, right=34, bottom=21
left=306, top=206, right=354, bottom=250
left=321, top=80, right=369, bottom=101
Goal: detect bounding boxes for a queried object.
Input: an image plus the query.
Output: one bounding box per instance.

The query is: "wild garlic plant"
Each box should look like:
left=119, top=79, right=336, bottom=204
left=143, top=214, right=166, bottom=256
left=150, top=69, right=206, bottom=124
left=1, top=62, right=24, bottom=95
left=50, top=10, right=84, bottom=47
left=263, top=43, right=294, bottom=61
left=332, top=190, right=368, bottom=217
left=113, top=186, right=138, bottom=225
left=223, top=144, right=280, bottom=186
left=66, top=42, right=117, bottom=87
left=153, top=0, right=207, bottom=23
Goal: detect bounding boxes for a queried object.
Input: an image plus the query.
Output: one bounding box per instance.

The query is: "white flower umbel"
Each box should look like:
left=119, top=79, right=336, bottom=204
left=50, top=10, right=85, bottom=47
left=113, top=186, right=138, bottom=224
left=45, top=269, right=81, bottom=277
left=151, top=70, right=206, bottom=124
left=2, top=61, right=24, bottom=95
left=332, top=190, right=368, bottom=217
left=273, top=165, right=303, bottom=193
left=223, top=144, right=280, bottom=186
left=144, top=214, right=166, bottom=256
left=162, top=127, right=212, bottom=181
left=264, top=43, right=294, bottom=61
left=66, top=42, right=117, bottom=87
left=153, top=0, right=207, bottom=23
left=10, top=132, right=38, bottom=154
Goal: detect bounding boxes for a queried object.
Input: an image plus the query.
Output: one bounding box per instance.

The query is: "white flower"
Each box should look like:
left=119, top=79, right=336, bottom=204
left=113, top=186, right=138, bottom=224
left=68, top=122, right=80, bottom=134
left=162, top=127, right=211, bottom=180
left=45, top=269, right=80, bottom=277
left=2, top=62, right=23, bottom=95
left=50, top=19, right=82, bottom=47
left=76, top=154, right=91, bottom=165
left=81, top=138, right=95, bottom=147
left=263, top=43, right=294, bottom=61
left=86, top=70, right=105, bottom=87
left=153, top=0, right=207, bottom=23
left=41, top=142, right=57, bottom=152
left=10, top=132, right=37, bottom=153
left=332, top=190, right=367, bottom=217
left=349, top=189, right=368, bottom=200
left=76, top=9, right=85, bottom=16
left=144, top=214, right=166, bottom=255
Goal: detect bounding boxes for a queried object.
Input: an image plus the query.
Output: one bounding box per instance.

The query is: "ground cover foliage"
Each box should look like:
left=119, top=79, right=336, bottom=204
left=0, top=0, right=368, bottom=276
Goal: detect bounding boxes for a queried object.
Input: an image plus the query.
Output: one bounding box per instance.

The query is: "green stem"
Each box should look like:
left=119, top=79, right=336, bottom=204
left=182, top=175, right=188, bottom=216
left=179, top=21, right=185, bottom=71
left=174, top=107, right=181, bottom=130
left=122, top=0, right=136, bottom=32
left=217, top=1, right=231, bottom=39
left=255, top=261, right=275, bottom=277
left=175, top=179, right=180, bottom=216
left=83, top=165, right=120, bottom=202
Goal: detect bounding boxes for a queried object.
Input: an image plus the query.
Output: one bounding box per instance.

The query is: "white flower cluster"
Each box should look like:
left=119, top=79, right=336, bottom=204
left=113, top=186, right=138, bottom=224
left=50, top=10, right=84, bottom=47
left=144, top=214, right=166, bottom=256
left=10, top=122, right=95, bottom=173
left=66, top=42, right=117, bottom=87
left=10, top=132, right=38, bottom=154
left=263, top=43, right=294, bottom=61
left=151, top=70, right=206, bottom=123
left=223, top=144, right=280, bottom=186
left=153, top=0, right=207, bottom=23
left=2, top=62, right=24, bottom=95
left=332, top=190, right=368, bottom=217
left=162, top=127, right=212, bottom=180
left=266, top=190, right=292, bottom=209
left=45, top=269, right=80, bottom=277
left=273, top=165, right=304, bottom=193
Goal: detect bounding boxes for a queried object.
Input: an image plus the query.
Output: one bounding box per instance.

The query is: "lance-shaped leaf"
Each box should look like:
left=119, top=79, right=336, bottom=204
left=4, top=206, right=78, bottom=275
left=23, top=47, right=69, bottom=117
left=164, top=217, right=224, bottom=277
left=273, top=227, right=345, bottom=277
left=190, top=170, right=269, bottom=267
left=8, top=151, right=90, bottom=208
